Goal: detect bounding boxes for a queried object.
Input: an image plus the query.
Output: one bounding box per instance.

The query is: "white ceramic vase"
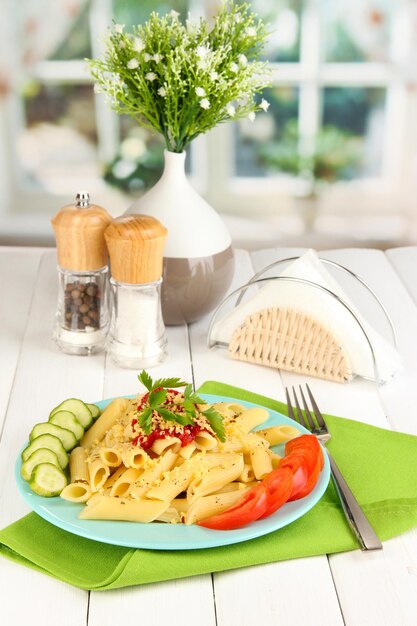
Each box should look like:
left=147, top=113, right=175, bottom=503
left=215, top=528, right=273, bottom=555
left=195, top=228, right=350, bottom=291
left=125, top=150, right=235, bottom=325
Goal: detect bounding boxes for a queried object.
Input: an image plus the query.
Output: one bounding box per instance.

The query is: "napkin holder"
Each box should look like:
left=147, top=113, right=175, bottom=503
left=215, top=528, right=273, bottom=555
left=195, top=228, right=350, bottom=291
left=207, top=256, right=398, bottom=385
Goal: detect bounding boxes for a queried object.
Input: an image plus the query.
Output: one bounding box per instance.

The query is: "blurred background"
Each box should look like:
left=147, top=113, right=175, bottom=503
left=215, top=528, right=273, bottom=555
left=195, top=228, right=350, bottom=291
left=1, top=0, right=417, bottom=249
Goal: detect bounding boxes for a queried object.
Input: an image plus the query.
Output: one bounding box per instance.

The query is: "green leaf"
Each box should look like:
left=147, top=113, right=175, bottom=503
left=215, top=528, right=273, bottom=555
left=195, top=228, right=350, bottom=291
left=157, top=407, right=193, bottom=426
left=148, top=388, right=167, bottom=408
left=138, top=370, right=154, bottom=392
left=174, top=412, right=195, bottom=426
left=156, top=407, right=180, bottom=423
left=152, top=377, right=188, bottom=390
left=203, top=407, right=226, bottom=442
left=137, top=407, right=153, bottom=434
left=183, top=384, right=208, bottom=421
left=183, top=384, right=205, bottom=408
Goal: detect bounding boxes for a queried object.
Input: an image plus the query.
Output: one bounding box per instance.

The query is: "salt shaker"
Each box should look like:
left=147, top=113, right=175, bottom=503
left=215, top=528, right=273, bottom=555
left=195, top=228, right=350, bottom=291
left=51, top=191, right=112, bottom=355
left=104, top=214, right=168, bottom=369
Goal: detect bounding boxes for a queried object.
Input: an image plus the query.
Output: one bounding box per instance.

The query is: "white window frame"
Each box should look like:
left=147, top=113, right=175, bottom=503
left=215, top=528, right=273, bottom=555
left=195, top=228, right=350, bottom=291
left=2, top=0, right=417, bottom=224
left=205, top=0, right=417, bottom=218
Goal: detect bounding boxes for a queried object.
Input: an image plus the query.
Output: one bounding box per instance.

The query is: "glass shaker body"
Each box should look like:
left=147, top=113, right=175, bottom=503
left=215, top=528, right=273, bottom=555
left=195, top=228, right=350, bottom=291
left=54, top=266, right=109, bottom=355
left=107, top=278, right=167, bottom=369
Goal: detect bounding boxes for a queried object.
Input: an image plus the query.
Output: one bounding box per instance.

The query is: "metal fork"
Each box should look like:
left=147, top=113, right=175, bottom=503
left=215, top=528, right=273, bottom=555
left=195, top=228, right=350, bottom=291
left=286, top=384, right=383, bottom=552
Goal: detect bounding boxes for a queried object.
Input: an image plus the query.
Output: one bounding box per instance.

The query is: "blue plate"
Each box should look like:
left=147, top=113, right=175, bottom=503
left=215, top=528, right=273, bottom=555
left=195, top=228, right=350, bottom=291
left=15, top=394, right=330, bottom=550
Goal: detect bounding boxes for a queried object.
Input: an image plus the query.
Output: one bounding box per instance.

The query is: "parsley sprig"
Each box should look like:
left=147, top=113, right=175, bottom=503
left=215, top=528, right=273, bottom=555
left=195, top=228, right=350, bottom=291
left=138, top=370, right=188, bottom=393
left=136, top=371, right=225, bottom=441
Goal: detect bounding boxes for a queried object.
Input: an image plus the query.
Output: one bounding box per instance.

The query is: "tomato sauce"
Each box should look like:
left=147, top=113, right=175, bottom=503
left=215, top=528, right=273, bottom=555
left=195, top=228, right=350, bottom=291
left=133, top=388, right=202, bottom=449
left=131, top=424, right=202, bottom=449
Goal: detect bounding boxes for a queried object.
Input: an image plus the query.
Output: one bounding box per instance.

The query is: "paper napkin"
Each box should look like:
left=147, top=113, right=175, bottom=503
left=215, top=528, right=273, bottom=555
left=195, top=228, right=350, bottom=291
left=210, top=250, right=401, bottom=381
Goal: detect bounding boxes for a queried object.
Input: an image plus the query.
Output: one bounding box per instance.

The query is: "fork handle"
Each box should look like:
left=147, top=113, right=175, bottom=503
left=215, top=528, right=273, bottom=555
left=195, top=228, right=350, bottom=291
left=328, top=452, right=383, bottom=551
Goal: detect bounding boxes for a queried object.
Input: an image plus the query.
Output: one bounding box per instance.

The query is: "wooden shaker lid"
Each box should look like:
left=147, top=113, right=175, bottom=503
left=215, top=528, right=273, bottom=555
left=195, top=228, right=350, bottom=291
left=105, top=215, right=168, bottom=284
left=51, top=192, right=112, bottom=271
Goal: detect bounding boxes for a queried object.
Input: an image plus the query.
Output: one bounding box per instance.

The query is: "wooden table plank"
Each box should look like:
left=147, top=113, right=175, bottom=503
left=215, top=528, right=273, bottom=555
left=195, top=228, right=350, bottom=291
left=189, top=250, right=344, bottom=626
left=0, top=247, right=43, bottom=431
left=248, top=247, right=417, bottom=626
left=386, top=247, right=417, bottom=303
left=88, top=576, right=216, bottom=626
left=88, top=323, right=217, bottom=625
left=0, top=250, right=103, bottom=625
left=1, top=247, right=417, bottom=626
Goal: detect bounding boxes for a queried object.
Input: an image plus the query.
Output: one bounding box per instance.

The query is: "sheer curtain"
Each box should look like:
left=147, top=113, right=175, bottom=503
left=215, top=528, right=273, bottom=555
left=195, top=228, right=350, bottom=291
left=0, top=0, right=88, bottom=213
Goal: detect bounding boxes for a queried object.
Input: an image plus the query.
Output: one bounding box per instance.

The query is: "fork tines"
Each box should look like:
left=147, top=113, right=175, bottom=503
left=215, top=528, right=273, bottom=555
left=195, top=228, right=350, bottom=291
left=285, top=385, right=327, bottom=433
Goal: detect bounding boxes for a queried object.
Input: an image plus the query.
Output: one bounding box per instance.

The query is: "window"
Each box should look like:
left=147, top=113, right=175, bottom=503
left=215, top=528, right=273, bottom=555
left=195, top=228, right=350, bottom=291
left=1, top=0, right=417, bottom=238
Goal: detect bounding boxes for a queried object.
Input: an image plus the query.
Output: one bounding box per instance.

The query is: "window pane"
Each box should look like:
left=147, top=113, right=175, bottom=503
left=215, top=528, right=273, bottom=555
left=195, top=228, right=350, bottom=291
left=238, top=0, right=302, bottom=62
left=103, top=117, right=165, bottom=195
left=322, top=87, right=386, bottom=178
left=235, top=86, right=299, bottom=177
left=49, top=4, right=91, bottom=60
left=113, top=0, right=189, bottom=24
left=20, top=84, right=99, bottom=192
left=322, top=0, right=392, bottom=62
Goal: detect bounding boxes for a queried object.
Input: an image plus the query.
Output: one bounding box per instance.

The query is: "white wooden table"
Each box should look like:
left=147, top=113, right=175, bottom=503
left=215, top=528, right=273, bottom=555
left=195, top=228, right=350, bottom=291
left=1, top=245, right=417, bottom=626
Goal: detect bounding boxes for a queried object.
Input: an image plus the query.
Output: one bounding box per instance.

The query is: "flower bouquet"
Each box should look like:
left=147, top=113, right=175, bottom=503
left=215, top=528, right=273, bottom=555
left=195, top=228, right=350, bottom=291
left=88, top=1, right=271, bottom=152
left=88, top=1, right=271, bottom=325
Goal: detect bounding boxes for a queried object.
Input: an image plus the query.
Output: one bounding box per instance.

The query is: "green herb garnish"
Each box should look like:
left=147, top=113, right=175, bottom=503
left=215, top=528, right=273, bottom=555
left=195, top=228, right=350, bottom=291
left=201, top=406, right=226, bottom=442
left=138, top=370, right=188, bottom=393
left=137, top=407, right=153, bottom=434
left=137, top=370, right=225, bottom=440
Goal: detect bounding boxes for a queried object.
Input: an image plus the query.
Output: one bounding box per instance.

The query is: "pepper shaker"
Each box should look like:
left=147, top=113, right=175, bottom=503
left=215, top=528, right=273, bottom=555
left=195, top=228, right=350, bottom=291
left=51, top=191, right=112, bottom=355
left=104, top=214, right=168, bottom=369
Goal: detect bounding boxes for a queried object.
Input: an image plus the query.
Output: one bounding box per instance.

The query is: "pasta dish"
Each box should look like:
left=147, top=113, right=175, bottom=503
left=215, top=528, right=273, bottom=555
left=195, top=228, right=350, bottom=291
left=60, top=373, right=307, bottom=527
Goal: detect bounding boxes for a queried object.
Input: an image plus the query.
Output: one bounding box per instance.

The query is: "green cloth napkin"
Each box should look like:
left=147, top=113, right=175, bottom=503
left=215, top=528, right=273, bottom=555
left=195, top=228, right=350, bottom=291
left=1, top=381, right=417, bottom=590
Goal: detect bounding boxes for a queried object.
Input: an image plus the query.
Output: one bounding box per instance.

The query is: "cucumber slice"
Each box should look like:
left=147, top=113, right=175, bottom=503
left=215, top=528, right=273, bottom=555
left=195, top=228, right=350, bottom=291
left=22, top=434, right=68, bottom=469
left=86, top=403, right=101, bottom=420
left=50, top=399, right=93, bottom=429
left=49, top=410, right=84, bottom=442
left=29, top=463, right=67, bottom=497
left=21, top=448, right=60, bottom=481
left=30, top=422, right=77, bottom=452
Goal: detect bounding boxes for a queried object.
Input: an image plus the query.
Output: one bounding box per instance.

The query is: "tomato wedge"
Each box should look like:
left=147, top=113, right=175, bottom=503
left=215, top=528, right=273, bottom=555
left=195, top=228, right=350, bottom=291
left=285, top=435, right=324, bottom=501
left=279, top=454, right=309, bottom=499
left=285, top=435, right=321, bottom=472
left=198, top=433, right=324, bottom=531
left=197, top=484, right=268, bottom=530
left=260, top=466, right=293, bottom=518
left=290, top=456, right=321, bottom=500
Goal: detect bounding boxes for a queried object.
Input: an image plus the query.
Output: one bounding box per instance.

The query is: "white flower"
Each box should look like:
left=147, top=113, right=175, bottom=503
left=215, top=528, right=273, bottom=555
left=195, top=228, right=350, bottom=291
left=230, top=62, right=239, bottom=73
left=152, top=53, right=163, bottom=63
left=169, top=10, right=180, bottom=19
left=158, top=86, right=167, bottom=97
left=248, top=111, right=256, bottom=122
left=119, top=41, right=126, bottom=49
left=259, top=98, right=270, bottom=112
left=145, top=72, right=157, bottom=81
left=210, top=71, right=219, bottom=81
left=127, top=58, right=139, bottom=70
left=197, top=60, right=208, bottom=71
left=93, top=83, right=103, bottom=94
left=143, top=53, right=151, bottom=62
left=196, top=45, right=210, bottom=59
left=195, top=87, right=206, bottom=97
left=200, top=98, right=210, bottom=109
left=114, top=24, right=125, bottom=34
left=133, top=38, right=145, bottom=52
left=226, top=103, right=236, bottom=117
left=238, top=54, right=248, bottom=67
left=186, top=17, right=197, bottom=32
left=234, top=13, right=243, bottom=23
left=246, top=26, right=257, bottom=37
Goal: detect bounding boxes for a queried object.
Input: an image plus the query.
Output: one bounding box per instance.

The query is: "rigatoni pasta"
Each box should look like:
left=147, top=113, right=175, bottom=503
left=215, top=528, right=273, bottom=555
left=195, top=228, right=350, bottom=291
left=61, top=380, right=302, bottom=525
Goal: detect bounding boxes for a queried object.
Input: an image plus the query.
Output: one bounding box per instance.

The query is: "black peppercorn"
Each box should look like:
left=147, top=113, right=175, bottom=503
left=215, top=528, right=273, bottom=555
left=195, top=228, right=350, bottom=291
left=63, top=279, right=102, bottom=331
